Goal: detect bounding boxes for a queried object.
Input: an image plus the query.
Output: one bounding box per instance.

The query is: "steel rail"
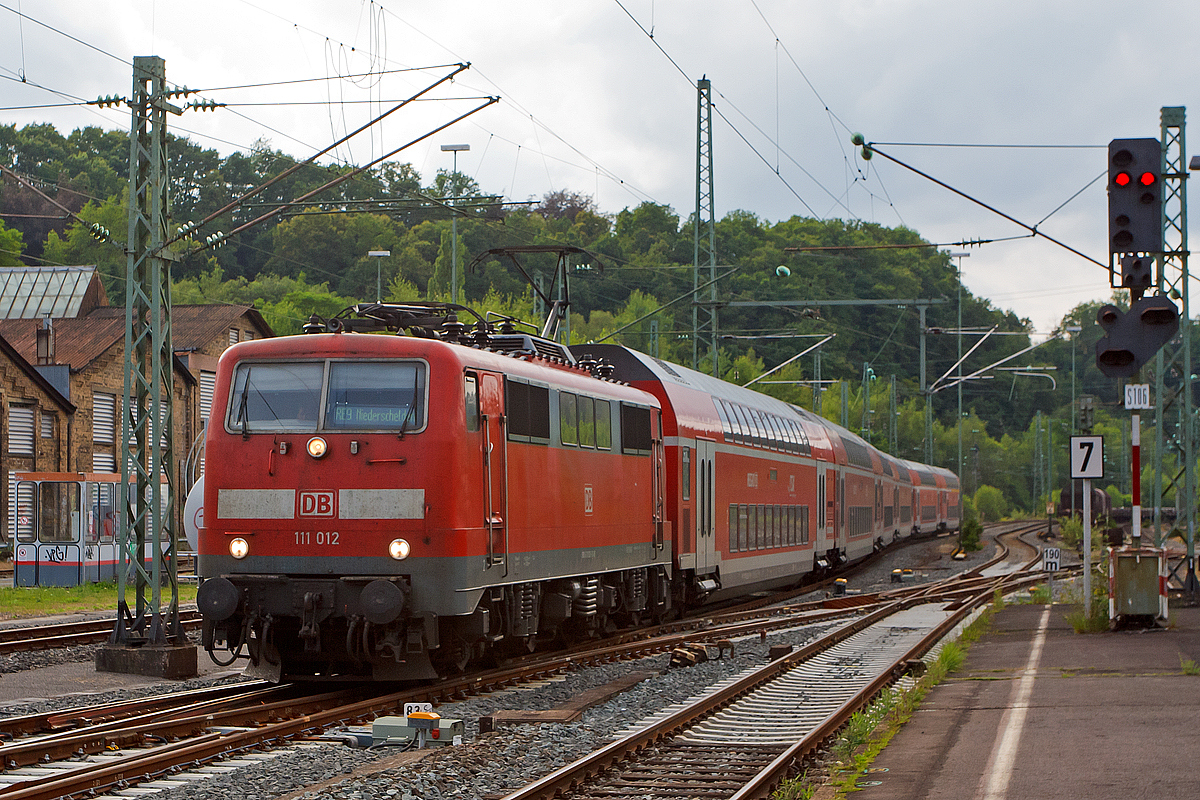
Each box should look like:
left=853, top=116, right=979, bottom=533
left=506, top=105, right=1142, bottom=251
left=0, top=612, right=204, bottom=655
left=499, top=559, right=1043, bottom=800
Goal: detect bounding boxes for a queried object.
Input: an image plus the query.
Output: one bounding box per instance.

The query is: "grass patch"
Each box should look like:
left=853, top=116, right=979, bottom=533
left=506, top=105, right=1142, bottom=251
left=1064, top=568, right=1110, bottom=633
left=1029, top=583, right=1051, bottom=605
left=0, top=582, right=197, bottom=619
left=1181, top=657, right=1200, bottom=676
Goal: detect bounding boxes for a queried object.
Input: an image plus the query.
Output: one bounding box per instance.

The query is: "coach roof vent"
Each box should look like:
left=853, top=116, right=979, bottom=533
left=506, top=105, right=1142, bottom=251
left=489, top=334, right=575, bottom=364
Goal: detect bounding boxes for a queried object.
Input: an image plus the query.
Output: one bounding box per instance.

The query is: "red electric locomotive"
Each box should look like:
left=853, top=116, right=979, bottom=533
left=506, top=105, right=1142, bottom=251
left=196, top=305, right=670, bottom=681
left=195, top=303, right=960, bottom=682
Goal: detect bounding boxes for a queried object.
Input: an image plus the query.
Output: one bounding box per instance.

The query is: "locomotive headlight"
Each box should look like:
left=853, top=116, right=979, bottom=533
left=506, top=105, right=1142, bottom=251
left=388, top=538, right=411, bottom=560
left=229, top=537, right=250, bottom=559
left=306, top=436, right=328, bottom=459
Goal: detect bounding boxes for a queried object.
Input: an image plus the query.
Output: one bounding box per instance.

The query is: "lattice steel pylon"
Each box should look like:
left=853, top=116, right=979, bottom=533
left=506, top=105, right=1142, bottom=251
left=1152, top=106, right=1198, bottom=595
left=111, top=55, right=185, bottom=647
left=692, top=77, right=718, bottom=377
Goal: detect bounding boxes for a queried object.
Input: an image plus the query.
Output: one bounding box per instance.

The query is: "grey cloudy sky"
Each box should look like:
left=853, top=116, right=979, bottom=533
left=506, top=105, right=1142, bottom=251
left=3, top=0, right=1199, bottom=334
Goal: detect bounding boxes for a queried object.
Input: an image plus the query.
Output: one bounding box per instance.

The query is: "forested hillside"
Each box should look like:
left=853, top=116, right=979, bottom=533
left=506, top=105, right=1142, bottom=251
left=0, top=122, right=1165, bottom=516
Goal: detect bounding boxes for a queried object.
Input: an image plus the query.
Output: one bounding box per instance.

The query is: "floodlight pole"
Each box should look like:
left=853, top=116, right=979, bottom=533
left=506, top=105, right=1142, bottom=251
left=440, top=144, right=470, bottom=304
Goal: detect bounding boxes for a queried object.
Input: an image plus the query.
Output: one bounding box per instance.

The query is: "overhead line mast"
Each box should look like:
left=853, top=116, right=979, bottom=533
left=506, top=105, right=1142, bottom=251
left=693, top=77, right=718, bottom=377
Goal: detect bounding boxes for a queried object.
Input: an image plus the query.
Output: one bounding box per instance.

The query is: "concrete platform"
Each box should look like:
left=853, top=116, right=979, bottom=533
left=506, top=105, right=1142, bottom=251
left=861, top=603, right=1200, bottom=799
left=0, top=650, right=239, bottom=710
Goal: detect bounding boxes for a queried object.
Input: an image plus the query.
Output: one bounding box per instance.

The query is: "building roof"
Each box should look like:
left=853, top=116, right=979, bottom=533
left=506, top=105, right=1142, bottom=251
left=0, top=334, right=74, bottom=412
left=0, top=304, right=270, bottom=373
left=0, top=266, right=108, bottom=319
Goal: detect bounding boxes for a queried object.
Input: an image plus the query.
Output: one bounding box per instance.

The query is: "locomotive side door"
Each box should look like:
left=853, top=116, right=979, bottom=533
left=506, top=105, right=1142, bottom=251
left=477, top=372, right=508, bottom=575
left=694, top=438, right=717, bottom=574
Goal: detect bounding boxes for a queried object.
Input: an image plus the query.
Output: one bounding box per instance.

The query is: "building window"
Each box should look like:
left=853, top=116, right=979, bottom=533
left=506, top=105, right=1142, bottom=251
left=7, top=406, right=35, bottom=455
left=199, top=371, right=216, bottom=423
left=40, top=413, right=53, bottom=438
left=229, top=328, right=240, bottom=346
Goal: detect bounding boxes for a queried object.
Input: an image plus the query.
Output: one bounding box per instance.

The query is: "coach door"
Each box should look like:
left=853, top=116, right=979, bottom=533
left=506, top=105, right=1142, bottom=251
left=695, top=438, right=718, bottom=574
left=13, top=478, right=83, bottom=587
left=478, top=373, right=508, bottom=574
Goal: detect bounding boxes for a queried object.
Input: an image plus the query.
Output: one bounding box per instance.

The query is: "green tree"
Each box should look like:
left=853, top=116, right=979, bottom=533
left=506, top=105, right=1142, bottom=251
left=0, top=218, right=24, bottom=265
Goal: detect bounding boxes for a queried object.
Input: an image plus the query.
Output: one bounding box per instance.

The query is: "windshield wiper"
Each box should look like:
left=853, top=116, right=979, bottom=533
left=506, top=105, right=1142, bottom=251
left=236, top=368, right=251, bottom=440
left=397, top=400, right=417, bottom=440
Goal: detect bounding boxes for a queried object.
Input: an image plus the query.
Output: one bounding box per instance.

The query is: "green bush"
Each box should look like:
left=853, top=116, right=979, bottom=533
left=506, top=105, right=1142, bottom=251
left=1059, top=515, right=1083, bottom=549
left=975, top=485, right=1009, bottom=522
left=960, top=518, right=982, bottom=551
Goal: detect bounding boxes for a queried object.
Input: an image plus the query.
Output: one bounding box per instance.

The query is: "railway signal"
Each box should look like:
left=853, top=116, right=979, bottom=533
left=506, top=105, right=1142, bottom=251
left=1108, top=138, right=1163, bottom=265
left=1094, top=293, right=1180, bottom=378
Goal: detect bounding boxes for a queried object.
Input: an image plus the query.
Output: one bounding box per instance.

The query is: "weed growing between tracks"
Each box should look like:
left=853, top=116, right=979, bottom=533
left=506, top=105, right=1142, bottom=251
left=796, top=606, right=994, bottom=800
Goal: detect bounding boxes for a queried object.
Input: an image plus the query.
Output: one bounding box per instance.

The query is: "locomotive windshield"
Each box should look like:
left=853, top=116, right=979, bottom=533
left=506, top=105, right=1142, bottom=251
left=227, top=360, right=425, bottom=433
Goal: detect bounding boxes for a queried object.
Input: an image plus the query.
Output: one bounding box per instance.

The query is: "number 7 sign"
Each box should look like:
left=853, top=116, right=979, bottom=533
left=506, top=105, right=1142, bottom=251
left=1070, top=435, right=1104, bottom=479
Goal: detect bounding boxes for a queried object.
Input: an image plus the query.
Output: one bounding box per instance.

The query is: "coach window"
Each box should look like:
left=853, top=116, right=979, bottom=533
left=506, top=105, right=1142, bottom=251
left=682, top=446, right=691, bottom=500
left=728, top=504, right=738, bottom=552
left=560, top=392, right=578, bottom=445
left=464, top=375, right=479, bottom=432
left=748, top=409, right=767, bottom=449
left=731, top=404, right=752, bottom=446
left=712, top=399, right=733, bottom=441
left=734, top=503, right=745, bottom=551
left=595, top=399, right=612, bottom=449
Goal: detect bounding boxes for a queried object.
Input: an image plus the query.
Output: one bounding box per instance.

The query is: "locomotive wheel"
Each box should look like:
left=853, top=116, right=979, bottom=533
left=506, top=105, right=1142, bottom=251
left=432, top=633, right=471, bottom=676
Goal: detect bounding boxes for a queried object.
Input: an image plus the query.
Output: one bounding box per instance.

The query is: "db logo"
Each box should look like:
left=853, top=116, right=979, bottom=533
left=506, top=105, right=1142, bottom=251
left=299, top=491, right=335, bottom=517
left=583, top=484, right=594, bottom=516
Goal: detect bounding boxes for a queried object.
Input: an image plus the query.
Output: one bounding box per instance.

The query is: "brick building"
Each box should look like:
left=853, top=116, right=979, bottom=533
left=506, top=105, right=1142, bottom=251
left=0, top=266, right=272, bottom=543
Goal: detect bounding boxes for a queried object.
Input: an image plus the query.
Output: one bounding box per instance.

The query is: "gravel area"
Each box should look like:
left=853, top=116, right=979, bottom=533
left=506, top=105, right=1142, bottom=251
left=144, top=619, right=847, bottom=800
left=0, top=532, right=1002, bottom=799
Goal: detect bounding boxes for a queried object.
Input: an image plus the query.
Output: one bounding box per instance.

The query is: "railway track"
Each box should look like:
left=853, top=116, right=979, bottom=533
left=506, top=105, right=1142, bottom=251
left=499, top=545, right=1048, bottom=799
left=0, top=523, right=1061, bottom=800
left=0, top=612, right=204, bottom=656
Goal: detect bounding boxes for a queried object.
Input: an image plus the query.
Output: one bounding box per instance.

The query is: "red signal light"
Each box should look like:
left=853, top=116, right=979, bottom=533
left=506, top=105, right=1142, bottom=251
left=1138, top=171, right=1156, bottom=186
left=1115, top=171, right=1132, bottom=187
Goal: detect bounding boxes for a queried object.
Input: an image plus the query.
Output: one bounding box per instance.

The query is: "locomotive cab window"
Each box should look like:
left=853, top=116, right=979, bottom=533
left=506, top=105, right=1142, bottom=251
left=464, top=374, right=479, bottom=432
left=227, top=360, right=427, bottom=433
left=325, top=361, right=425, bottom=431
left=228, top=362, right=324, bottom=432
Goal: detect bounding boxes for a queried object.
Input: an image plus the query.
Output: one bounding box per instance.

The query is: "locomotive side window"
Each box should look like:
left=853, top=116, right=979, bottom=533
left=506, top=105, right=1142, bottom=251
left=578, top=397, right=595, bottom=448
left=325, top=362, right=425, bottom=431
left=507, top=380, right=551, bottom=443
left=595, top=400, right=612, bottom=449
left=228, top=362, right=324, bottom=432
left=560, top=392, right=578, bottom=445
left=464, top=375, right=479, bottom=432
left=620, top=404, right=653, bottom=455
